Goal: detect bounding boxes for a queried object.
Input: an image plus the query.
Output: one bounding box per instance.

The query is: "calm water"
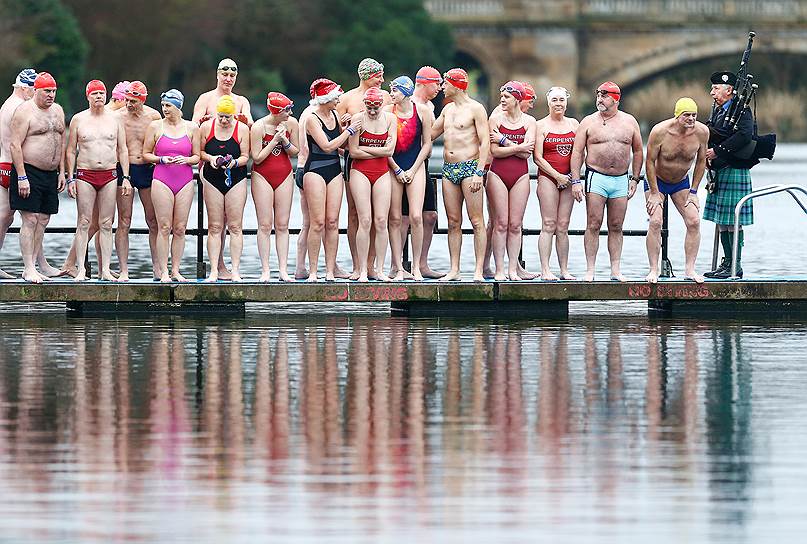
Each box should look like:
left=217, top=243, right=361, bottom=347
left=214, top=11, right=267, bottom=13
left=1, top=314, right=806, bottom=543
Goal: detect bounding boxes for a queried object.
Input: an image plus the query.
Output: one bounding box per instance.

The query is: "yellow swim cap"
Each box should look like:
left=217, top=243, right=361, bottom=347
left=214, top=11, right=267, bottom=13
left=674, top=97, right=698, bottom=118
left=216, top=95, right=236, bottom=115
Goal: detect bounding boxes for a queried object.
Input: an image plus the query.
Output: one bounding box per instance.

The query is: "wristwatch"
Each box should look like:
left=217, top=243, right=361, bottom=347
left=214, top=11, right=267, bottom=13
left=628, top=174, right=644, bottom=183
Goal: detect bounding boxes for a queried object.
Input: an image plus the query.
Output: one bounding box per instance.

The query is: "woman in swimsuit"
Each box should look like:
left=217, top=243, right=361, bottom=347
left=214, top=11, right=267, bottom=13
left=385, top=76, right=432, bottom=281
left=199, top=95, right=250, bottom=282
left=487, top=81, right=537, bottom=281
left=534, top=86, right=579, bottom=280
left=142, top=89, right=200, bottom=282
left=250, top=92, right=299, bottom=282
left=348, top=87, right=397, bottom=282
left=303, top=78, right=362, bottom=282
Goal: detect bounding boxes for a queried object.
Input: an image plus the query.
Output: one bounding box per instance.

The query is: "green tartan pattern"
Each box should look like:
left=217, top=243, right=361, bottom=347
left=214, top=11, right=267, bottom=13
left=704, top=167, right=754, bottom=226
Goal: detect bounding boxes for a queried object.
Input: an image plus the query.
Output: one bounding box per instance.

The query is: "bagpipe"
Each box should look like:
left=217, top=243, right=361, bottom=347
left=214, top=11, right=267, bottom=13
left=709, top=31, right=776, bottom=165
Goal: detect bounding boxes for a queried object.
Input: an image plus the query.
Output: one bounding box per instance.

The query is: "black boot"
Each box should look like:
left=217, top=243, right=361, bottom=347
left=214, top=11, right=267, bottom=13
left=704, top=231, right=732, bottom=277
left=711, top=230, right=744, bottom=279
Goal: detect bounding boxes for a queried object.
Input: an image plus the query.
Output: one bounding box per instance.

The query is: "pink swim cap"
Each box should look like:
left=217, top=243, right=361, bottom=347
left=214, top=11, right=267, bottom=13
left=112, top=81, right=130, bottom=101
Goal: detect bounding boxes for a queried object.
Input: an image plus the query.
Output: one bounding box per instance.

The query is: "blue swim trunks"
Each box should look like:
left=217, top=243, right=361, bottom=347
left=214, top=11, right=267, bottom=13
left=585, top=166, right=628, bottom=199
left=117, top=163, right=154, bottom=190
left=442, top=159, right=479, bottom=185
left=643, top=175, right=690, bottom=195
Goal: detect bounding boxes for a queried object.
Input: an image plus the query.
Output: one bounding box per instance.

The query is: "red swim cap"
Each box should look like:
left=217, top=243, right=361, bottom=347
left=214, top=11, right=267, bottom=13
left=267, top=91, right=293, bottom=114
left=500, top=80, right=526, bottom=101
left=522, top=82, right=536, bottom=101
left=85, top=79, right=106, bottom=97
left=363, top=87, right=384, bottom=108
left=597, top=81, right=621, bottom=101
left=416, top=66, right=442, bottom=83
left=125, top=81, right=148, bottom=102
left=443, top=68, right=468, bottom=91
left=34, top=72, right=57, bottom=90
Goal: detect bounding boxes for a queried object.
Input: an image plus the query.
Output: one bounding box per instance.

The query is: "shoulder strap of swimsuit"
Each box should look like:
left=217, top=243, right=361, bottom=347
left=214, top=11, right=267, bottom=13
left=206, top=120, right=216, bottom=143
left=233, top=121, right=239, bottom=143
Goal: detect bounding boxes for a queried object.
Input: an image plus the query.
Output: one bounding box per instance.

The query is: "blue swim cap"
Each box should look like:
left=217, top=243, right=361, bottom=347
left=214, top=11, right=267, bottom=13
left=14, top=68, right=37, bottom=88
left=160, top=89, right=184, bottom=110
left=390, top=76, right=414, bottom=97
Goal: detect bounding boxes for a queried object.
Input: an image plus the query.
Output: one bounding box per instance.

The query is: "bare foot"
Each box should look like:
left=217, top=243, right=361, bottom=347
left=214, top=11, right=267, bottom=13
left=218, top=267, right=232, bottom=281
left=413, top=271, right=424, bottom=281
left=559, top=271, right=577, bottom=280
left=541, top=270, right=559, bottom=281
left=473, top=272, right=484, bottom=282
left=231, top=273, right=242, bottom=282
left=39, top=263, right=65, bottom=277
left=509, top=271, right=523, bottom=281
left=348, top=271, right=360, bottom=281
left=159, top=273, right=171, bottom=283
left=294, top=268, right=309, bottom=280
left=392, top=271, right=404, bottom=281
left=0, top=268, right=15, bottom=279
left=259, top=271, right=271, bottom=282
left=334, top=266, right=350, bottom=279
left=483, top=268, right=495, bottom=280
left=172, top=273, right=188, bottom=282
left=115, top=273, right=130, bottom=283
left=23, top=268, right=43, bottom=283
left=421, top=267, right=445, bottom=279
left=61, top=266, right=78, bottom=279
left=517, top=269, right=538, bottom=280
left=584, top=270, right=595, bottom=282
left=367, top=273, right=378, bottom=281
left=306, top=275, right=319, bottom=283
left=36, top=272, right=52, bottom=282
left=279, top=272, right=294, bottom=283
left=377, top=272, right=391, bottom=282
left=109, top=270, right=120, bottom=280
left=685, top=270, right=705, bottom=284
left=74, top=271, right=87, bottom=282
left=494, top=272, right=507, bottom=281
left=357, top=274, right=369, bottom=283
left=646, top=270, right=659, bottom=284
left=99, top=272, right=116, bottom=282
left=441, top=270, right=462, bottom=282
left=611, top=274, right=628, bottom=282
left=204, top=274, right=219, bottom=283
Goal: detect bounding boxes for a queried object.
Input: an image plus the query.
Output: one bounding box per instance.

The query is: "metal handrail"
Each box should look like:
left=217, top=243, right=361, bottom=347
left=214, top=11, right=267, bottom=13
left=5, top=171, right=674, bottom=278
left=730, top=184, right=807, bottom=278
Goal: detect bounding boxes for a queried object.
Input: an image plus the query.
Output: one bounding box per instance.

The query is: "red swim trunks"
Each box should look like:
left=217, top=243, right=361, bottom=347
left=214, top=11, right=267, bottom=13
left=0, top=162, right=11, bottom=189
left=76, top=168, right=118, bottom=189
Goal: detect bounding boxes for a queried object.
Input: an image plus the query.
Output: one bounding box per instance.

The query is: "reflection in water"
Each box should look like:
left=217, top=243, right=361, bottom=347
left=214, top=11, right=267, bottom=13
left=0, top=316, right=804, bottom=542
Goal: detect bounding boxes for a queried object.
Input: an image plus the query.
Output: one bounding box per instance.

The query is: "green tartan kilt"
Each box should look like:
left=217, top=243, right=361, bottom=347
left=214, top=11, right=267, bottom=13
left=704, top=167, right=754, bottom=226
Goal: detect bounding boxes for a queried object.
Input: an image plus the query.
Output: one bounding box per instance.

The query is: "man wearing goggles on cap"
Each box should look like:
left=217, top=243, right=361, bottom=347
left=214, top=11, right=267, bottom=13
left=191, top=58, right=253, bottom=280
left=1, top=68, right=62, bottom=280
left=431, top=67, right=490, bottom=282
left=7, top=72, right=67, bottom=283
left=116, top=81, right=162, bottom=280
left=569, top=81, right=643, bottom=282
left=337, top=57, right=390, bottom=280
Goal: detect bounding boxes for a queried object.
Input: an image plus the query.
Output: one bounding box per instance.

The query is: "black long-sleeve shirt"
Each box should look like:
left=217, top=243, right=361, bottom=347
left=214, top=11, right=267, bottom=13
left=708, top=100, right=758, bottom=169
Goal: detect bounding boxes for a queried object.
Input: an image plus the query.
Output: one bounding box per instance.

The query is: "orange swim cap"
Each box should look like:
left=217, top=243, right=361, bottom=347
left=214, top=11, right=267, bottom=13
left=125, top=81, right=148, bottom=102
left=34, top=72, right=57, bottom=90
left=363, top=87, right=384, bottom=108
left=416, top=66, right=442, bottom=83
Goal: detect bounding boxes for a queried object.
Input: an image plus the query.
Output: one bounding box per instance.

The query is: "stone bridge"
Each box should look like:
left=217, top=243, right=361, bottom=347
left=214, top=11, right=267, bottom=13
left=425, top=0, right=807, bottom=101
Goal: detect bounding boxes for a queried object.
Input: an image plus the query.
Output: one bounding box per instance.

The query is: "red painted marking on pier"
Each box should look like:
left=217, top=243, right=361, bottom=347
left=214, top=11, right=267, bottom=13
left=628, top=285, right=653, bottom=298
left=352, top=286, right=409, bottom=302
left=657, top=284, right=712, bottom=299
left=324, top=288, right=349, bottom=302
